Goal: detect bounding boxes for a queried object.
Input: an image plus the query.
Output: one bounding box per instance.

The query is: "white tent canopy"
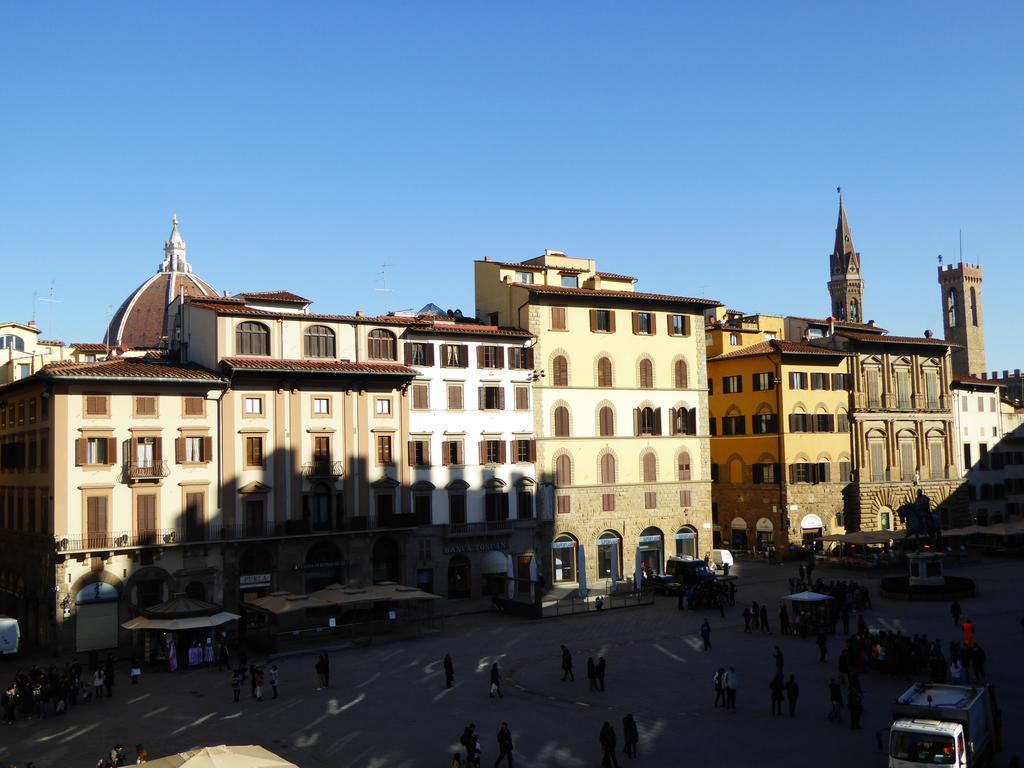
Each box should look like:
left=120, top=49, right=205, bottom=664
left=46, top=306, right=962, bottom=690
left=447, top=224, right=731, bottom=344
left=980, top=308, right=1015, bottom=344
left=145, top=744, right=298, bottom=768
left=782, top=591, right=834, bottom=603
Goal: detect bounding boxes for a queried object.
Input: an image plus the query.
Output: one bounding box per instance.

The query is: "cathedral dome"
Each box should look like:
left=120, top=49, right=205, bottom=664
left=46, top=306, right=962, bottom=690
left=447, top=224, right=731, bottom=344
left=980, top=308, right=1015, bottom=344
left=105, top=216, right=218, bottom=348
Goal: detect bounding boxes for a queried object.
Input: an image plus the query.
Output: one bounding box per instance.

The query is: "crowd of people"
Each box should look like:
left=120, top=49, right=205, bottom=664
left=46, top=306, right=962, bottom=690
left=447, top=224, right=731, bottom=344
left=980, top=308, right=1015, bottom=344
left=2, top=654, right=121, bottom=725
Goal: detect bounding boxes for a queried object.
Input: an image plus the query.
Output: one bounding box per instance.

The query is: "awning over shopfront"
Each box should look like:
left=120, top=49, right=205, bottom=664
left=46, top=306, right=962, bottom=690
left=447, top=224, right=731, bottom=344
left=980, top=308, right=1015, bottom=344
left=244, top=591, right=331, bottom=615
left=307, top=582, right=442, bottom=607
left=481, top=550, right=509, bottom=574
left=145, top=744, right=298, bottom=768
left=817, top=531, right=906, bottom=545
left=122, top=596, right=240, bottom=631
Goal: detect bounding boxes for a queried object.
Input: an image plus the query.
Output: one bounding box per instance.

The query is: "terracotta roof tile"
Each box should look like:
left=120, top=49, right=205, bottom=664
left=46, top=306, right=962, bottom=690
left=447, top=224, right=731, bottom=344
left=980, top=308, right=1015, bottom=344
left=594, top=271, right=637, bottom=281
left=836, top=330, right=953, bottom=346
left=42, top=359, right=223, bottom=381
left=238, top=291, right=311, bottom=303
left=711, top=339, right=850, bottom=360
left=186, top=299, right=422, bottom=325
left=406, top=323, right=532, bottom=338
left=37, top=339, right=64, bottom=347
left=789, top=316, right=887, bottom=333
left=952, top=373, right=999, bottom=388
left=221, top=357, right=417, bottom=376
left=70, top=343, right=111, bottom=352
left=523, top=284, right=720, bottom=306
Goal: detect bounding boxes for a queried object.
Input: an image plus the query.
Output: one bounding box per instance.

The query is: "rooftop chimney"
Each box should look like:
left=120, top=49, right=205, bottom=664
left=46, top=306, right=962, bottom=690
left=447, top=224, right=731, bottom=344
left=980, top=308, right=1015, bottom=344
left=924, top=330, right=933, bottom=339
left=355, top=311, right=365, bottom=318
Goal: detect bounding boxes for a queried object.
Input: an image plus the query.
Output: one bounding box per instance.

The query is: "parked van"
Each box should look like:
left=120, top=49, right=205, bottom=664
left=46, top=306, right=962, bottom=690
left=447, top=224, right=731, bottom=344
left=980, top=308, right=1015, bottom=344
left=710, top=549, right=734, bottom=572
left=0, top=615, right=20, bottom=655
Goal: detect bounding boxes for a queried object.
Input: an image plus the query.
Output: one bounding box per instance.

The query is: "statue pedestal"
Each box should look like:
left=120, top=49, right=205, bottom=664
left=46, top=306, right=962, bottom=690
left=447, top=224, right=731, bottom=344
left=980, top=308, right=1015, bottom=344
left=907, top=552, right=945, bottom=587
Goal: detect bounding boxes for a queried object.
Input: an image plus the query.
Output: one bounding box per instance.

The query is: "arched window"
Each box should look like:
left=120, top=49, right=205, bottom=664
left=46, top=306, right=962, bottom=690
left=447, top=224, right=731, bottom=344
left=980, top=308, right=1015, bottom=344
left=642, top=452, right=657, bottom=482
left=554, top=406, right=570, bottom=437
left=552, top=355, right=568, bottom=387
left=970, top=287, right=978, bottom=326
left=304, top=325, right=335, bottom=358
left=236, top=322, right=270, bottom=356
left=554, top=455, right=572, bottom=487
left=600, top=453, right=616, bottom=484
left=367, top=329, right=396, bottom=360
left=597, top=530, right=622, bottom=579
left=674, top=359, right=688, bottom=389
left=639, top=359, right=654, bottom=389
left=597, top=357, right=613, bottom=388
left=0, top=335, right=25, bottom=351
left=598, top=406, right=615, bottom=437
left=947, top=289, right=958, bottom=328
left=677, top=451, right=692, bottom=481
left=849, top=299, right=860, bottom=323
left=637, top=406, right=659, bottom=436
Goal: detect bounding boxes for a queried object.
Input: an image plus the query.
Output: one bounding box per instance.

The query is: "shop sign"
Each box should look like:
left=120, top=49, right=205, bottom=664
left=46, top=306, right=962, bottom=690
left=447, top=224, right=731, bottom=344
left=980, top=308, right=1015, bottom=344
left=638, top=535, right=662, bottom=544
left=550, top=541, right=575, bottom=550
left=297, top=561, right=347, bottom=571
left=444, top=542, right=510, bottom=554
left=239, top=573, right=271, bottom=588
left=674, top=532, right=695, bottom=540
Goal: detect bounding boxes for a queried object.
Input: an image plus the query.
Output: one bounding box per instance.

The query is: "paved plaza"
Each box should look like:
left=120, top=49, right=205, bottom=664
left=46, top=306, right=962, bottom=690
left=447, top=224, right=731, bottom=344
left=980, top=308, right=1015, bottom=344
left=2, top=557, right=1023, bottom=767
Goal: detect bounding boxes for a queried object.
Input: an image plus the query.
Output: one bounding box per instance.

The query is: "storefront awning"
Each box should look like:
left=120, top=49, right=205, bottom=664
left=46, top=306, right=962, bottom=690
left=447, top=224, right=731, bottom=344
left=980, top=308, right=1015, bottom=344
left=122, top=612, right=240, bottom=631
left=481, top=550, right=509, bottom=574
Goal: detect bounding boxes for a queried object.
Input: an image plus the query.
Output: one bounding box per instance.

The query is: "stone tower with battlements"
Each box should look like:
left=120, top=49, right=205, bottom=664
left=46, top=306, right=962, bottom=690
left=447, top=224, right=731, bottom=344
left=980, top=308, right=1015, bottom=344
left=938, top=262, right=986, bottom=377
left=827, top=194, right=865, bottom=323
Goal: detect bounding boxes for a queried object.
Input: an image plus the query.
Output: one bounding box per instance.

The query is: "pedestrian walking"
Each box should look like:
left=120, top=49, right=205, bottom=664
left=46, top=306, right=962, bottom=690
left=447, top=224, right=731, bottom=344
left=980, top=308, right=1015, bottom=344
left=596, top=657, right=606, bottom=692
left=218, top=642, right=230, bottom=672
left=254, top=667, right=263, bottom=702
left=785, top=674, right=799, bottom=717
left=770, top=674, right=784, bottom=716
left=315, top=655, right=326, bottom=690
left=817, top=632, right=828, bottom=663
left=104, top=655, right=115, bottom=698
left=444, top=654, right=455, bottom=689
left=322, top=653, right=330, bottom=687
left=950, top=599, right=962, bottom=627
left=779, top=604, right=789, bottom=635
left=742, top=607, right=752, bottom=633
left=773, top=646, right=784, bottom=675
left=972, top=644, right=986, bottom=679
left=725, top=666, right=737, bottom=710
left=599, top=721, right=620, bottom=768
left=700, top=619, right=712, bottom=650
left=93, top=668, right=104, bottom=700
left=135, top=743, right=148, bottom=763
left=560, top=645, right=574, bottom=682
left=713, top=668, right=726, bottom=708
left=129, top=658, right=140, bottom=686
left=494, top=722, right=514, bottom=767
left=460, top=724, right=477, bottom=767
left=622, top=713, right=639, bottom=758
left=828, top=678, right=843, bottom=721
left=489, top=662, right=503, bottom=698
left=848, top=687, right=863, bottom=729
left=962, top=618, right=975, bottom=647
left=759, top=604, right=770, bottom=633
left=949, top=658, right=963, bottom=683
left=841, top=604, right=851, bottom=636
left=249, top=664, right=257, bottom=698
left=270, top=665, right=279, bottom=699
left=587, top=658, right=597, bottom=691
left=231, top=672, right=241, bottom=703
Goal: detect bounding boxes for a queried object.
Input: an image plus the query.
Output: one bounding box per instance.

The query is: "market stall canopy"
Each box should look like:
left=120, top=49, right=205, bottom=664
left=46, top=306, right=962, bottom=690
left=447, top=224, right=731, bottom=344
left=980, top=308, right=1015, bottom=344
left=307, top=582, right=442, bottom=607
left=782, top=591, right=835, bottom=603
left=245, top=591, right=331, bottom=615
left=122, top=596, right=240, bottom=631
left=145, top=744, right=298, bottom=767
left=941, top=525, right=988, bottom=537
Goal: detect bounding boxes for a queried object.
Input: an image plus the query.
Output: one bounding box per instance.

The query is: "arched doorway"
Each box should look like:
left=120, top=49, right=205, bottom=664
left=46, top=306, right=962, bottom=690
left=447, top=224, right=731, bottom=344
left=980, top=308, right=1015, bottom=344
left=448, top=554, right=471, bottom=598
left=597, top=530, right=622, bottom=579
left=638, top=527, right=664, bottom=574
left=481, top=550, right=507, bottom=596
left=305, top=540, right=344, bottom=592
left=730, top=517, right=748, bottom=551
left=372, top=536, right=400, bottom=584
left=674, top=526, right=698, bottom=559
left=551, top=534, right=578, bottom=583
left=755, top=517, right=774, bottom=552
left=801, top=513, right=824, bottom=548
left=878, top=506, right=893, bottom=530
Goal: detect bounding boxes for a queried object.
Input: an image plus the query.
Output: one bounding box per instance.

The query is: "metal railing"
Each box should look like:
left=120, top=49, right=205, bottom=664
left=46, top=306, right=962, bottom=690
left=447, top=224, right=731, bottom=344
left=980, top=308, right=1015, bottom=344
left=121, top=460, right=169, bottom=482
left=444, top=520, right=514, bottom=537
left=302, top=460, right=344, bottom=478
left=542, top=584, right=655, bottom=617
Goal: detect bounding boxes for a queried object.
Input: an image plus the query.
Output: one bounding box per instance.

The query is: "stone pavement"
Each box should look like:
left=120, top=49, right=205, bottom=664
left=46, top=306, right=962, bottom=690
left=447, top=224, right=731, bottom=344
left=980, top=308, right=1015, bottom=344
left=2, top=557, right=1022, bottom=767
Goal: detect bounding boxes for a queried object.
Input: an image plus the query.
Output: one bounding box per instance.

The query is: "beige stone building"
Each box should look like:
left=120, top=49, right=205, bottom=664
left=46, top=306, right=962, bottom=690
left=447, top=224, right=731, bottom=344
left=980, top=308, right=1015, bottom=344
left=475, top=251, right=718, bottom=586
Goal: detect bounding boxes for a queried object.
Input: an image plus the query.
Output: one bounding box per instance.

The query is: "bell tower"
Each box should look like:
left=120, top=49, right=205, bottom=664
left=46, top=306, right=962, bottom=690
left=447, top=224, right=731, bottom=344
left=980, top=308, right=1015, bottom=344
left=938, top=261, right=986, bottom=377
left=827, top=191, right=864, bottom=322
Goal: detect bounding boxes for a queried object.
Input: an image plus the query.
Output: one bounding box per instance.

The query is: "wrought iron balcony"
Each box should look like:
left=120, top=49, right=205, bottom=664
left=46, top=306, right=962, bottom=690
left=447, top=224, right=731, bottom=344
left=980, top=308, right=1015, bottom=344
left=444, top=520, right=515, bottom=538
left=302, top=459, right=344, bottom=479
left=121, top=460, right=169, bottom=482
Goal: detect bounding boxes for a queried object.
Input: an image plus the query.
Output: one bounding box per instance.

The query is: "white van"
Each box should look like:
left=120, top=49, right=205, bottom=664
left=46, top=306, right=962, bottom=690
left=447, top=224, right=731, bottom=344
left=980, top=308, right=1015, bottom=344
left=710, top=549, right=734, bottom=572
left=0, top=615, right=20, bottom=655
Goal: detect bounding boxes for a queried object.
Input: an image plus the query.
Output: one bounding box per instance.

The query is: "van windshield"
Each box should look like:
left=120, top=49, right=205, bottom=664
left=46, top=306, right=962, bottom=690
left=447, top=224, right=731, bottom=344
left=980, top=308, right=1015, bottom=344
left=890, top=731, right=955, bottom=764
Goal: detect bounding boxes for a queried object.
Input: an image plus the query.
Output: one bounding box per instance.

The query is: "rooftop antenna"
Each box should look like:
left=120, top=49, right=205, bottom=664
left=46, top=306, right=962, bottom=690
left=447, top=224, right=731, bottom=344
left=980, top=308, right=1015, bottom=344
left=937, top=254, right=943, bottom=267
left=375, top=262, right=394, bottom=312
left=959, top=228, right=963, bottom=264
left=38, top=280, right=60, bottom=338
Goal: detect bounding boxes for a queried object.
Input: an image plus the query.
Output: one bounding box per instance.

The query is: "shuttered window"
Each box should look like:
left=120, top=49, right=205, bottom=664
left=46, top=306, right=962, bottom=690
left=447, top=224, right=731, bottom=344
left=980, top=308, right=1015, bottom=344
left=441, top=344, right=468, bottom=368
left=929, top=441, right=945, bottom=479
left=554, top=406, right=570, bottom=437
left=899, top=441, right=916, bottom=481
left=304, top=326, right=336, bottom=358
left=245, top=436, right=264, bottom=467
left=865, top=369, right=881, bottom=407
left=478, top=345, right=504, bottom=368
left=642, top=452, right=657, bottom=482
left=550, top=307, right=567, bottom=331
left=367, top=330, right=397, bottom=361
left=600, top=453, right=616, bottom=484
left=668, top=314, right=689, bottom=336
left=136, top=494, right=157, bottom=536
left=447, top=383, right=464, bottom=410
left=480, top=385, right=504, bottom=410
left=85, top=395, right=109, bottom=416
left=183, top=396, right=205, bottom=416
left=597, top=357, right=613, bottom=387
left=811, top=373, right=831, bottom=390
left=589, top=309, right=615, bottom=333
left=925, top=372, right=940, bottom=409
left=554, top=455, right=572, bottom=487
left=412, top=383, right=430, bottom=410
left=895, top=370, right=911, bottom=409
left=135, top=396, right=157, bottom=416
left=639, top=359, right=654, bottom=389
left=404, top=342, right=435, bottom=366
left=236, top=322, right=270, bottom=356
left=86, top=496, right=108, bottom=547
left=674, top=359, right=688, bottom=389
left=677, top=452, right=692, bottom=481
left=507, top=347, right=533, bottom=370
left=514, top=384, right=530, bottom=411
left=869, top=441, right=886, bottom=481
left=376, top=435, right=393, bottom=464
left=598, top=406, right=615, bottom=437
left=552, top=355, right=568, bottom=386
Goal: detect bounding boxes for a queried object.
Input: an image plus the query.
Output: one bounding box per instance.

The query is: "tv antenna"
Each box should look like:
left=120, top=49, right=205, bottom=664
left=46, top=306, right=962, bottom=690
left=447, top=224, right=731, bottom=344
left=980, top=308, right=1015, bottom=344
left=375, top=262, right=394, bottom=311
left=37, top=280, right=61, bottom=338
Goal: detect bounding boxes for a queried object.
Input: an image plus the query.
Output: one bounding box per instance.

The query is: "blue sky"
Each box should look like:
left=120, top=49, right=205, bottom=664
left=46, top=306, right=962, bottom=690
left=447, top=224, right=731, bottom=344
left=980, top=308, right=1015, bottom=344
left=2, top=3, right=1021, bottom=371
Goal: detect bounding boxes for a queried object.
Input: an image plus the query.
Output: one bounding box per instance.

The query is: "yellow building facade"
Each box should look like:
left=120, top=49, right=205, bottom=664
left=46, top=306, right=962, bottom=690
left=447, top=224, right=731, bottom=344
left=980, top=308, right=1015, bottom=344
left=476, top=251, right=718, bottom=586
left=706, top=311, right=853, bottom=550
